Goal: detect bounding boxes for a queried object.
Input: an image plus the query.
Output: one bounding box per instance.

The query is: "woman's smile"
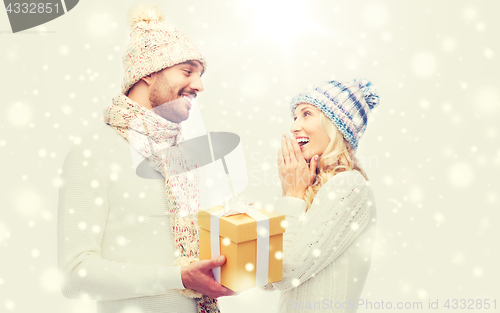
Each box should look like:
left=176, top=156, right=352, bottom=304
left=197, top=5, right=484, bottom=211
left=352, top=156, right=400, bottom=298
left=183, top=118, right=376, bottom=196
left=291, top=104, right=330, bottom=160
left=295, top=136, right=309, bottom=149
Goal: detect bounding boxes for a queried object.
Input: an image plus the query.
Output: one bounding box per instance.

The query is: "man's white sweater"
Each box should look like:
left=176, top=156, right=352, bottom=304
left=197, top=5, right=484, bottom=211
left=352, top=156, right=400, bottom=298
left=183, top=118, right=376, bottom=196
left=265, top=170, right=377, bottom=313
left=57, top=125, right=197, bottom=312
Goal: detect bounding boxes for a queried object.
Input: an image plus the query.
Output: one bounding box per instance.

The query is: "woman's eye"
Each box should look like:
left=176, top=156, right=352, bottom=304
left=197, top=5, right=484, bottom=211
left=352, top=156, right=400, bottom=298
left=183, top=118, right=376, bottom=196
left=293, top=117, right=297, bottom=121
left=183, top=70, right=192, bottom=75
left=304, top=111, right=310, bottom=116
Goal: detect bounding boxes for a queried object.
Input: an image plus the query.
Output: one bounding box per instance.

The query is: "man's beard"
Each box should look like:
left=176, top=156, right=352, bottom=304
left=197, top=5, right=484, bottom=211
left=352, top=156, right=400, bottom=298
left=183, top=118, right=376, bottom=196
left=149, top=77, right=176, bottom=109
left=150, top=84, right=189, bottom=122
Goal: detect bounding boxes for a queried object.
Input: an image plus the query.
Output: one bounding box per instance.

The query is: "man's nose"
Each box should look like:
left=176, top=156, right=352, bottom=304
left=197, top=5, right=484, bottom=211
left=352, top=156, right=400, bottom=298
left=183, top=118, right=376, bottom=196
left=190, top=75, right=204, bottom=93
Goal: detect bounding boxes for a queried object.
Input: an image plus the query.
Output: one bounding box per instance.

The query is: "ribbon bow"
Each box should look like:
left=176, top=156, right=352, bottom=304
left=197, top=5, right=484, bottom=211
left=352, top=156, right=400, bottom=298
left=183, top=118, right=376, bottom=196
left=222, top=196, right=252, bottom=216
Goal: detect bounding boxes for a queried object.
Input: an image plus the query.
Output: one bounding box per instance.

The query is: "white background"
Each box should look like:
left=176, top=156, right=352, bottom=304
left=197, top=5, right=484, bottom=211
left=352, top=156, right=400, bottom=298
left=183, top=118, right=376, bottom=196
left=1, top=0, right=499, bottom=312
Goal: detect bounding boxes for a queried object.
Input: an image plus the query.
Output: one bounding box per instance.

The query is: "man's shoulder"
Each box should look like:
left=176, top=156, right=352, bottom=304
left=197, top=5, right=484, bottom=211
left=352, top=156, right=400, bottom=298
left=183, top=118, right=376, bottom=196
left=83, top=124, right=122, bottom=143
left=70, top=124, right=126, bottom=152
left=63, top=124, right=130, bottom=164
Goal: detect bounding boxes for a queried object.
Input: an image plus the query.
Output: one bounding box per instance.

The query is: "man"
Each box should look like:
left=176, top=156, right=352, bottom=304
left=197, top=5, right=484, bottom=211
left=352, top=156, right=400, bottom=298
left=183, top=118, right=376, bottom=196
left=57, top=2, right=233, bottom=312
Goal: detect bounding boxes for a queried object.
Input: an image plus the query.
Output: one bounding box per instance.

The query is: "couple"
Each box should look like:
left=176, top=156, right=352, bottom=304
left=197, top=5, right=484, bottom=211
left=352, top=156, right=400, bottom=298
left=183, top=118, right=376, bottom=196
left=57, top=2, right=378, bottom=313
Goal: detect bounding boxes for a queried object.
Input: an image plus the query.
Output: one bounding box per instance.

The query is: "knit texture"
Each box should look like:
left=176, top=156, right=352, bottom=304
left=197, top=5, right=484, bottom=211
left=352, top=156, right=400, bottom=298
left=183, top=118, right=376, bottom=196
left=103, top=94, right=219, bottom=312
left=263, top=170, right=377, bottom=313
left=290, top=78, right=379, bottom=151
left=122, top=1, right=207, bottom=95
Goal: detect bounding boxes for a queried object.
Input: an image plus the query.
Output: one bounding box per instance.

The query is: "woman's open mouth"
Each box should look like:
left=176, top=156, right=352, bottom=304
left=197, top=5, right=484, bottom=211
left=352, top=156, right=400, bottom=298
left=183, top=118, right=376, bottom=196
left=296, top=137, right=309, bottom=149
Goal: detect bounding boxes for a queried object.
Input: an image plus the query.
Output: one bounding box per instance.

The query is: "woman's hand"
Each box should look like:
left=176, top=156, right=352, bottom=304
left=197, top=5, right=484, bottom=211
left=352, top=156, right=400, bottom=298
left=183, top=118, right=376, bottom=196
left=278, top=133, right=318, bottom=199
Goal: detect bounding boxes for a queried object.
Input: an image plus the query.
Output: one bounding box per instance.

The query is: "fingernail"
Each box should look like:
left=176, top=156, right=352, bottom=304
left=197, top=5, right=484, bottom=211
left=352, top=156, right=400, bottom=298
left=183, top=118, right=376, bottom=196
left=218, top=255, right=224, bottom=262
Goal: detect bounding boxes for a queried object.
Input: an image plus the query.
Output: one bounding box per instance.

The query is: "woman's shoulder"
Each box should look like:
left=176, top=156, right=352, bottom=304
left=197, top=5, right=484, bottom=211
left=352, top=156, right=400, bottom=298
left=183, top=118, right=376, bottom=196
left=326, top=170, right=367, bottom=187
left=314, top=170, right=369, bottom=199
left=311, top=170, right=374, bottom=211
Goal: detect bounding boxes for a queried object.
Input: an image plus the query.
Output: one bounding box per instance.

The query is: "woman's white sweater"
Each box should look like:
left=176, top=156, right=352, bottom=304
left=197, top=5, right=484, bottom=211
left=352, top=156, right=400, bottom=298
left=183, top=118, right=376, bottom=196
left=264, top=170, right=377, bottom=313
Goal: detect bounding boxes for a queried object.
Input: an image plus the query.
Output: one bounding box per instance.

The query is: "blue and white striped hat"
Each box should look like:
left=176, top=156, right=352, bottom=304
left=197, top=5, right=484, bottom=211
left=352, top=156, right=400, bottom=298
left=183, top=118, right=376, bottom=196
left=290, top=78, right=380, bottom=151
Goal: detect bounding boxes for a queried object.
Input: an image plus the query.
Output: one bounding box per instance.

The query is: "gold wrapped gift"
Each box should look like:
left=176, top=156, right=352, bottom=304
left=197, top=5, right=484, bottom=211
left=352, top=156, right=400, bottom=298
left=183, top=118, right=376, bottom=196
left=198, top=205, right=285, bottom=292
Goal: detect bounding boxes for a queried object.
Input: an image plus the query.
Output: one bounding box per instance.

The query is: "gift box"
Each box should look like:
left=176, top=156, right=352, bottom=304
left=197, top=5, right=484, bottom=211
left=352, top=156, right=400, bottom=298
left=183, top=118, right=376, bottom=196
left=198, top=205, right=286, bottom=292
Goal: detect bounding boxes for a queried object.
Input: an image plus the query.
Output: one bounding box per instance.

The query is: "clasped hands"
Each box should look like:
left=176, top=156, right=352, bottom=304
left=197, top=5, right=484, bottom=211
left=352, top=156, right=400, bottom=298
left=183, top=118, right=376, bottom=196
left=278, top=133, right=318, bottom=200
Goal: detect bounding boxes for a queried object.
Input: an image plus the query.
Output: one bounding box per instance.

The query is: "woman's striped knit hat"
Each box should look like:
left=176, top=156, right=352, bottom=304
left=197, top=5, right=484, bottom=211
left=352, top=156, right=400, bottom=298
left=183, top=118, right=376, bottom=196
left=121, top=1, right=207, bottom=95
left=290, top=78, right=380, bottom=151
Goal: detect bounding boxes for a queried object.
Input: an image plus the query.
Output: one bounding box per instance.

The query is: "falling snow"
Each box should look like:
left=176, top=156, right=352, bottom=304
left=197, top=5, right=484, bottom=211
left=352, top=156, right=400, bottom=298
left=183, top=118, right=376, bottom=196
left=0, top=2, right=498, bottom=313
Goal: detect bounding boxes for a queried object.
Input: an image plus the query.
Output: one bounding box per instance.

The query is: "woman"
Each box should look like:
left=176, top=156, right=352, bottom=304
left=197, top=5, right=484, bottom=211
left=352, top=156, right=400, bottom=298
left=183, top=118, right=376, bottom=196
left=264, top=78, right=380, bottom=313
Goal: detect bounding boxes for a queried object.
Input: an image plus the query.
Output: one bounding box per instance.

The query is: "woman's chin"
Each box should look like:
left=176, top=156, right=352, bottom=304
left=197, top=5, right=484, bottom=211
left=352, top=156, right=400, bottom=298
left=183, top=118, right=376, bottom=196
left=303, top=154, right=311, bottom=162
left=303, top=150, right=322, bottom=163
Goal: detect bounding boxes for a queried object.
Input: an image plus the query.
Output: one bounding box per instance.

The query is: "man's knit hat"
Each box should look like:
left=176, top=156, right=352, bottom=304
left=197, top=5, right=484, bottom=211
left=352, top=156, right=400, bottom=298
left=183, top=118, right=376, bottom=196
left=121, top=1, right=207, bottom=95
left=290, top=78, right=380, bottom=151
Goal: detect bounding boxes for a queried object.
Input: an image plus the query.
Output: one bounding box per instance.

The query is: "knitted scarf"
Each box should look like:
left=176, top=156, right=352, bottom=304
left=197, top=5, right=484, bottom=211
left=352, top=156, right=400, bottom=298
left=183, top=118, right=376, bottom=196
left=104, top=94, right=219, bottom=313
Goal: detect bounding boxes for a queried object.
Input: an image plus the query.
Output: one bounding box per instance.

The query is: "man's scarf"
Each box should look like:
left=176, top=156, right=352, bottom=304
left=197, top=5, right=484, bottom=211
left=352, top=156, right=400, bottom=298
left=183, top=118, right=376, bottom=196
left=104, top=94, right=219, bottom=313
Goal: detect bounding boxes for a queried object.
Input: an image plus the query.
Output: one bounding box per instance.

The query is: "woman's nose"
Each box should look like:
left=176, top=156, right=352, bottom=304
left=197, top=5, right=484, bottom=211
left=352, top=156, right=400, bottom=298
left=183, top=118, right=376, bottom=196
left=290, top=119, right=301, bottom=134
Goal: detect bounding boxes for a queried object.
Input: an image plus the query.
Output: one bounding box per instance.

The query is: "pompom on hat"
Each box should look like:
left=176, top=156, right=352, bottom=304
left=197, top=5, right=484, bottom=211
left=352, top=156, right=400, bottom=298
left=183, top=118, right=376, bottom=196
left=121, top=1, right=207, bottom=95
left=290, top=78, right=380, bottom=151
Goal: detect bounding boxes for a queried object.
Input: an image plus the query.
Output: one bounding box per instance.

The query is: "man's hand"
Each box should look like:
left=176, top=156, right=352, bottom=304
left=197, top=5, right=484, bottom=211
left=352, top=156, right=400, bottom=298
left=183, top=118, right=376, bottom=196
left=181, top=255, right=236, bottom=298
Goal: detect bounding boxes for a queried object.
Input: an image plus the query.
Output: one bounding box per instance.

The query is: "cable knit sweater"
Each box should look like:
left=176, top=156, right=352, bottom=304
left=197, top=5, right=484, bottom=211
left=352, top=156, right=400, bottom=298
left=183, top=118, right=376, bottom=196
left=264, top=170, right=377, bottom=313
left=57, top=125, right=197, bottom=313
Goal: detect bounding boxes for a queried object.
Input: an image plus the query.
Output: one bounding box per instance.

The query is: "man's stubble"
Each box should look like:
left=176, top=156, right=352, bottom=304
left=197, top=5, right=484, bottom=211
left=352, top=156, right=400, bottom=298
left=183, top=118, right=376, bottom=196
left=149, top=72, right=187, bottom=123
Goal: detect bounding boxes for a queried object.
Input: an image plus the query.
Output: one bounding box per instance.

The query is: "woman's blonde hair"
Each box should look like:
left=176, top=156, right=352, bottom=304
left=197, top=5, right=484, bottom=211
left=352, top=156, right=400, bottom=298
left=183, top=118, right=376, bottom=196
left=303, top=112, right=368, bottom=211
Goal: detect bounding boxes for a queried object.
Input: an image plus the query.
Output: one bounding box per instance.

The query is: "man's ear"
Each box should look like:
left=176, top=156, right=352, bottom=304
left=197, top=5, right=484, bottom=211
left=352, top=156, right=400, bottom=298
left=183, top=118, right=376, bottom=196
left=141, top=72, right=156, bottom=86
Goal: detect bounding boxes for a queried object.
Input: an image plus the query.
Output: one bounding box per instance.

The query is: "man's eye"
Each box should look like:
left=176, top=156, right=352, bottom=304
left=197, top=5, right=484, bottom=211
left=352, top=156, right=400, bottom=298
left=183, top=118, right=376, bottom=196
left=183, top=69, right=192, bottom=75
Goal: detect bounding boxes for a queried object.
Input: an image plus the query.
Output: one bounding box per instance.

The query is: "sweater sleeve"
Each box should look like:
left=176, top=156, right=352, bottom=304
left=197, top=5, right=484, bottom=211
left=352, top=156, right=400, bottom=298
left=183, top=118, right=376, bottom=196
left=57, top=144, right=185, bottom=301
left=265, top=171, right=373, bottom=291
left=261, top=196, right=306, bottom=291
